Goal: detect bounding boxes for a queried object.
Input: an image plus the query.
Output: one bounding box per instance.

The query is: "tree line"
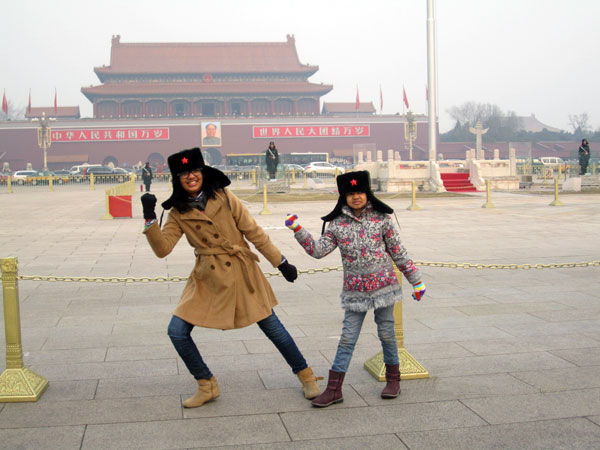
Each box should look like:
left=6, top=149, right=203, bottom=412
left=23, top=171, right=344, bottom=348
left=441, top=102, right=599, bottom=143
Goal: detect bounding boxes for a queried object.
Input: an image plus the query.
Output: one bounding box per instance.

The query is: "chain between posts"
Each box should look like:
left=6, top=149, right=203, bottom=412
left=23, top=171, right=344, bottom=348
left=15, top=260, right=600, bottom=283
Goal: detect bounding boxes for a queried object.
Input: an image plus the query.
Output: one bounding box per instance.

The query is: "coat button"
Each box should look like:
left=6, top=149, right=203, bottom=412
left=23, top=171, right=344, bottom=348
left=210, top=264, right=215, bottom=270
left=195, top=225, right=201, bottom=230
left=202, top=238, right=207, bottom=243
left=225, top=261, right=231, bottom=267
left=214, top=233, right=219, bottom=239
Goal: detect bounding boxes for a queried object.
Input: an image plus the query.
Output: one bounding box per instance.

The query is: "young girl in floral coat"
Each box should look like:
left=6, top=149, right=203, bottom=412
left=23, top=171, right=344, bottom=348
left=285, top=170, right=426, bottom=407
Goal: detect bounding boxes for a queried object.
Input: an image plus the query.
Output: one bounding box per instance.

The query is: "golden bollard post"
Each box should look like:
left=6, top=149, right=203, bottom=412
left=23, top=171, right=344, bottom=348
left=252, top=168, right=256, bottom=186
left=407, top=180, right=421, bottom=211
left=6, top=176, right=12, bottom=194
left=291, top=168, right=296, bottom=184
left=259, top=183, right=272, bottom=215
left=549, top=176, right=564, bottom=207
left=303, top=173, right=308, bottom=189
left=364, top=264, right=429, bottom=381
left=89, top=173, right=95, bottom=190
left=0, top=257, right=49, bottom=402
left=48, top=173, right=53, bottom=192
left=482, top=179, right=495, bottom=208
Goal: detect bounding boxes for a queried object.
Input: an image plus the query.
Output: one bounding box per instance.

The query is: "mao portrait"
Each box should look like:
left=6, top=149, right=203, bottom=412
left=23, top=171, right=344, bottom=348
left=201, top=121, right=222, bottom=147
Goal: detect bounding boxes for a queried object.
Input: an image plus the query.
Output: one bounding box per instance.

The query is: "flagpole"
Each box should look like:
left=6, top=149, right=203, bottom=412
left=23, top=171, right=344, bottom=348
left=426, top=0, right=438, bottom=161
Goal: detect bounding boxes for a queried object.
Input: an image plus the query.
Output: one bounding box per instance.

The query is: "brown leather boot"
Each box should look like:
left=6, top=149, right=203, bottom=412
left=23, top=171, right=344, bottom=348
left=183, top=376, right=220, bottom=408
left=381, top=363, right=401, bottom=398
left=311, top=370, right=345, bottom=407
left=296, top=367, right=322, bottom=399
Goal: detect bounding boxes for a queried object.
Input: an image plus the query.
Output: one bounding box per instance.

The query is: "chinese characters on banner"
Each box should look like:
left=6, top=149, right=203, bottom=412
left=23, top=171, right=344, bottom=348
left=252, top=125, right=370, bottom=139
left=50, top=128, right=170, bottom=142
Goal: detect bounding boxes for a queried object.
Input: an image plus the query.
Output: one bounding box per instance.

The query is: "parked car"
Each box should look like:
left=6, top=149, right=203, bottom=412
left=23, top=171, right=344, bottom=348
left=83, top=166, right=114, bottom=175
left=284, top=164, right=305, bottom=174
left=53, top=169, right=72, bottom=176
left=36, top=170, right=70, bottom=184
left=12, top=170, right=40, bottom=185
left=303, top=161, right=345, bottom=176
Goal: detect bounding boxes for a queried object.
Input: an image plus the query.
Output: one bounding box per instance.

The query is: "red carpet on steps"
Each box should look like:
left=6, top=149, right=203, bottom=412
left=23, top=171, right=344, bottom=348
left=440, top=173, right=477, bottom=192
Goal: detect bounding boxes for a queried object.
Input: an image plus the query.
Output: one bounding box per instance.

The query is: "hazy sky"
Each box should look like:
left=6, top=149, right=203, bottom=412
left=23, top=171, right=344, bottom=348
left=2, top=0, right=598, bottom=132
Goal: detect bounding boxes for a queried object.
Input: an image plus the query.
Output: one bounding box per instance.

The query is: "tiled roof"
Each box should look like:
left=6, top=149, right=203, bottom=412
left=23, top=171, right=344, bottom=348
left=81, top=82, right=333, bottom=100
left=95, top=35, right=318, bottom=76
left=322, top=102, right=376, bottom=114
left=518, top=114, right=561, bottom=133
left=25, top=106, right=81, bottom=119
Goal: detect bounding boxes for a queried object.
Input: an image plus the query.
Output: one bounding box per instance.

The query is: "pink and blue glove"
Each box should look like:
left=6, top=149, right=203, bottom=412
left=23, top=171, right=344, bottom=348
left=285, top=214, right=302, bottom=232
left=412, top=281, right=426, bottom=301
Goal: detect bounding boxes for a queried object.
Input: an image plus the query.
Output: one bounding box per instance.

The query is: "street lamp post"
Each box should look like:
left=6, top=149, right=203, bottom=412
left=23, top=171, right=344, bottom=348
left=405, top=110, right=417, bottom=161
left=32, top=113, right=55, bottom=171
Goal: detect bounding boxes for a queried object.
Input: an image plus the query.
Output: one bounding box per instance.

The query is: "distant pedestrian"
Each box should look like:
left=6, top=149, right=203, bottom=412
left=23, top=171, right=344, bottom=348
left=265, top=141, right=279, bottom=181
left=284, top=170, right=426, bottom=407
left=579, top=139, right=590, bottom=175
left=142, top=162, right=153, bottom=191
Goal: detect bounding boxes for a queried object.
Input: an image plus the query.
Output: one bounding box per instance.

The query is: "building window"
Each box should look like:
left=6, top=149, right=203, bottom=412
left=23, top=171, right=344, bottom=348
left=298, top=98, right=316, bottom=115
left=201, top=103, right=215, bottom=116
left=122, top=101, right=142, bottom=117
left=146, top=100, right=166, bottom=117
left=274, top=98, right=293, bottom=115
left=251, top=98, right=270, bottom=115
left=97, top=101, right=118, bottom=118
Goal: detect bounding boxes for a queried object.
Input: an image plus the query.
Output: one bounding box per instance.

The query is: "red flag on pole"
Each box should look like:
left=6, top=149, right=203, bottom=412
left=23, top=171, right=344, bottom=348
left=2, top=90, right=7, bottom=115
left=355, top=86, right=360, bottom=111
left=54, top=88, right=57, bottom=115
left=403, top=86, right=409, bottom=109
left=27, top=89, right=31, bottom=114
left=379, top=85, right=383, bottom=112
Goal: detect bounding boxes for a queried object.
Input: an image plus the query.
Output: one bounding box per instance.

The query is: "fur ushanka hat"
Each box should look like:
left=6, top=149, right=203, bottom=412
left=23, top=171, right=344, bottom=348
left=320, top=171, right=393, bottom=232
left=161, top=147, right=230, bottom=211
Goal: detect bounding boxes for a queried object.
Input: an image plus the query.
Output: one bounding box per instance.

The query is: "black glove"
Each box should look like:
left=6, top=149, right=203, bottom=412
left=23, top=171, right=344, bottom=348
left=141, top=193, right=157, bottom=220
left=278, top=258, right=298, bottom=283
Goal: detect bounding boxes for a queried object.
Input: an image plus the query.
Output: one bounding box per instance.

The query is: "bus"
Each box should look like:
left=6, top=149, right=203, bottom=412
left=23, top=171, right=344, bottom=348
left=281, top=152, right=329, bottom=165
left=225, top=153, right=263, bottom=167
left=225, top=151, right=329, bottom=168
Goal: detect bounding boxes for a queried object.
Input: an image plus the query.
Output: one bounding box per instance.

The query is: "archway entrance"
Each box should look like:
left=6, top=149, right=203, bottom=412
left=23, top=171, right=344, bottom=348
left=103, top=156, right=118, bottom=167
left=203, top=147, right=222, bottom=165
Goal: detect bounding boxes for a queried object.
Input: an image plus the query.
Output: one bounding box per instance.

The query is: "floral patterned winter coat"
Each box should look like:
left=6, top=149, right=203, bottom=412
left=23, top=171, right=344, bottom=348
left=294, top=202, right=422, bottom=312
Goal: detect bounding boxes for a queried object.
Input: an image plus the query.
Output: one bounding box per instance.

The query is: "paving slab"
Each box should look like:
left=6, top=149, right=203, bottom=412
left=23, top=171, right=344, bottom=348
left=510, top=365, right=600, bottom=392
left=0, top=425, right=85, bottom=450
left=461, top=388, right=600, bottom=424
left=81, top=414, right=289, bottom=450
left=280, top=401, right=486, bottom=440
left=398, top=417, right=600, bottom=450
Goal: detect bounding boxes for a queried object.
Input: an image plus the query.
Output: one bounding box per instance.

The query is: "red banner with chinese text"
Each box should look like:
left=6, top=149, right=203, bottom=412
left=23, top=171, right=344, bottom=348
left=50, top=128, right=170, bottom=143
left=252, top=125, right=370, bottom=139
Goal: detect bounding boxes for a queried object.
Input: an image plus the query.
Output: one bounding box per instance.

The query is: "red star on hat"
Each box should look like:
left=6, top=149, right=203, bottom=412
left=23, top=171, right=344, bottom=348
left=181, top=157, right=188, bottom=164
left=350, top=179, right=357, bottom=186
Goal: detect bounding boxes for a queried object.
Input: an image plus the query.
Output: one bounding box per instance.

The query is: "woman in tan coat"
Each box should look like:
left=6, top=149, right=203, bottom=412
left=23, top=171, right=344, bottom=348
left=140, top=148, right=320, bottom=408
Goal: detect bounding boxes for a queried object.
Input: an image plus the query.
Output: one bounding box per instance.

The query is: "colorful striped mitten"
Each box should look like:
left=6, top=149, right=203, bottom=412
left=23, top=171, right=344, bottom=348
left=285, top=214, right=302, bottom=232
left=412, top=281, right=426, bottom=301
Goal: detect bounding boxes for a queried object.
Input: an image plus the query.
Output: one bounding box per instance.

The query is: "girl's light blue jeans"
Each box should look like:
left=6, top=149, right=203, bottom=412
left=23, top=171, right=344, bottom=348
left=332, top=304, right=399, bottom=373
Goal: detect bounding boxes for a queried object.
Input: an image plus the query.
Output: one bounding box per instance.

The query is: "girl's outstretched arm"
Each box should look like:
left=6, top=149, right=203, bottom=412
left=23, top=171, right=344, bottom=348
left=285, top=214, right=337, bottom=259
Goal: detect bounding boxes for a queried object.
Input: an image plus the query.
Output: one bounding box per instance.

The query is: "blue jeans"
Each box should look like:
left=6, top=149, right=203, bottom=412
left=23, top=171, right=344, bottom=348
left=332, top=304, right=399, bottom=373
left=167, top=311, right=307, bottom=380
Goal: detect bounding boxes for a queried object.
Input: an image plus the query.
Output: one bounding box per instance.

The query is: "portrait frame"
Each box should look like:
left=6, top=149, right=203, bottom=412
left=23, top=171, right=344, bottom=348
left=201, top=121, right=222, bottom=147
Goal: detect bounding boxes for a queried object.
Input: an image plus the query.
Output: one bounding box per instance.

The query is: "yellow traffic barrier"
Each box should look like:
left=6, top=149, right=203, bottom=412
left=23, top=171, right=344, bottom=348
left=364, top=264, right=428, bottom=381
left=407, top=181, right=421, bottom=211
left=48, top=173, right=53, bottom=192
left=259, top=184, right=272, bottom=215
left=6, top=176, right=12, bottom=193
left=0, top=257, right=49, bottom=402
left=89, top=173, right=95, bottom=190
left=252, top=169, right=256, bottom=186
left=549, top=177, right=564, bottom=207
left=482, top=179, right=495, bottom=208
left=103, top=177, right=136, bottom=219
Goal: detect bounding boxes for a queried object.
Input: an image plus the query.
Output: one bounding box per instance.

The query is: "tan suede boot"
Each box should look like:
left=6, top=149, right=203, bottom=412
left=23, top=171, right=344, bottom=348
left=183, top=376, right=220, bottom=408
left=297, top=367, right=322, bottom=399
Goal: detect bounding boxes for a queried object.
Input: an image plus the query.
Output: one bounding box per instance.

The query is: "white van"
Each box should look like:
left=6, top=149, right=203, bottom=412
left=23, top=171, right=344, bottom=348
left=540, top=157, right=564, bottom=166
left=69, top=164, right=101, bottom=175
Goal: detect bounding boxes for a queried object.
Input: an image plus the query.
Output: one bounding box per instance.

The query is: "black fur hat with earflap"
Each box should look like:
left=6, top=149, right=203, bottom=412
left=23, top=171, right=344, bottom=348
left=320, top=170, right=393, bottom=231
left=161, top=147, right=230, bottom=212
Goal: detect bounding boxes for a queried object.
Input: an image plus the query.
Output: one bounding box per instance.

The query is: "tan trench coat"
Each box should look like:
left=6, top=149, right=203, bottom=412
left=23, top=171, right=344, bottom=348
left=144, top=189, right=282, bottom=330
